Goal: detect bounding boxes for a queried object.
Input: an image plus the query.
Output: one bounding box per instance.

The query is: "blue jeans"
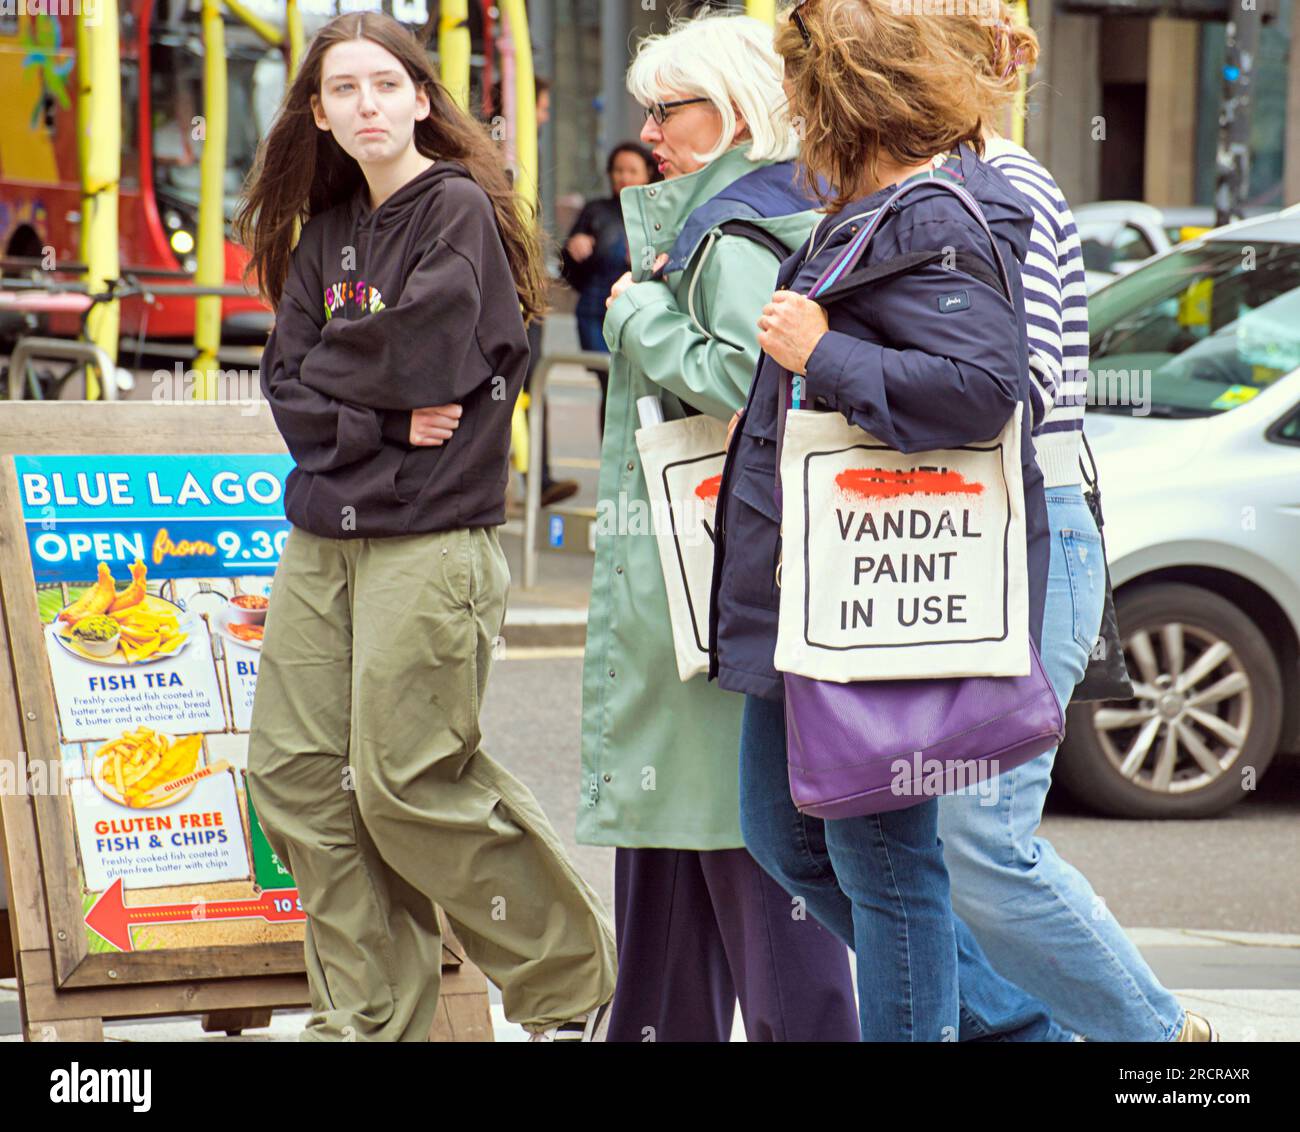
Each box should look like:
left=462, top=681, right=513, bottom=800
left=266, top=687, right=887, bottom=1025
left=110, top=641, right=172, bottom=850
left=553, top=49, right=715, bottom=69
left=575, top=307, right=610, bottom=355
left=938, top=486, right=1185, bottom=1041
left=739, top=696, right=1072, bottom=1042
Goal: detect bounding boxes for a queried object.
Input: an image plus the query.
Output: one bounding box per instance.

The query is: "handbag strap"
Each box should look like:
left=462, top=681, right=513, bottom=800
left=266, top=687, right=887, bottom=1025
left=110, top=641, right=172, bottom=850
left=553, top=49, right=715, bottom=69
left=1080, top=430, right=1104, bottom=529
left=775, top=174, right=1015, bottom=505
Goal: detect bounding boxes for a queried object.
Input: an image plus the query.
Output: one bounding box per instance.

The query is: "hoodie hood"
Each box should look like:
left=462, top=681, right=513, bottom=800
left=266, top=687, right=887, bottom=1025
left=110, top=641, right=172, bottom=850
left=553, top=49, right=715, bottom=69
left=347, top=158, right=469, bottom=230
left=336, top=160, right=473, bottom=320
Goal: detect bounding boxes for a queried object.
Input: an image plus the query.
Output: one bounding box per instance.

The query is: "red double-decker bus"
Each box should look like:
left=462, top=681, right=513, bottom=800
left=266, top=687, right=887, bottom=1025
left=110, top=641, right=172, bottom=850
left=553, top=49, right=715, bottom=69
left=0, top=0, right=432, bottom=355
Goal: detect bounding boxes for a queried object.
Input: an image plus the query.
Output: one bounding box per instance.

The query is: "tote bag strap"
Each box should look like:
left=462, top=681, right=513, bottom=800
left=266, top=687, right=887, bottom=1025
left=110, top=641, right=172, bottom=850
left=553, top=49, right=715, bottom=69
left=776, top=175, right=1016, bottom=491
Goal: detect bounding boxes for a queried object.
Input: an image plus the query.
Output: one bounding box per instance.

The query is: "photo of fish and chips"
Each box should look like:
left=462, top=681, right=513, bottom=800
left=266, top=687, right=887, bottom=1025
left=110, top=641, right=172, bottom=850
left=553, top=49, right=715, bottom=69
left=90, top=726, right=206, bottom=809
left=39, top=564, right=273, bottom=661
left=43, top=559, right=192, bottom=666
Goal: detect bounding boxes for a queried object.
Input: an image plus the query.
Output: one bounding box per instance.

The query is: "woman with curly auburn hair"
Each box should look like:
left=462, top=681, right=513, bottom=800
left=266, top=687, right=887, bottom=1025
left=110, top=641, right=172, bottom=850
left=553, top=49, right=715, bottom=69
left=708, top=0, right=1076, bottom=1041
left=238, top=11, right=616, bottom=1043
left=931, top=5, right=1218, bottom=1044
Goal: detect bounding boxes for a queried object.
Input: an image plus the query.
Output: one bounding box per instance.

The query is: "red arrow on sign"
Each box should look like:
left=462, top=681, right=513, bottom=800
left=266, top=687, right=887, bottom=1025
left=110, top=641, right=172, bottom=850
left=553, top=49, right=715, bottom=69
left=85, top=877, right=304, bottom=952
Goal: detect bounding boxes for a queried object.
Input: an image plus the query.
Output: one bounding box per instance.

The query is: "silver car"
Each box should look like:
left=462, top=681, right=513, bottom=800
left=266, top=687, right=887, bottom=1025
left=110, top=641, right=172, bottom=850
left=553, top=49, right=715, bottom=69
left=1059, top=212, right=1300, bottom=818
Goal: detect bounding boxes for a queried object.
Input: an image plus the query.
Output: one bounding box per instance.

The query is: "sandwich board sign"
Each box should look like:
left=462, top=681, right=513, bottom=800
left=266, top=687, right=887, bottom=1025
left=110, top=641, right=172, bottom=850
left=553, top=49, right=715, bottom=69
left=0, top=402, right=487, bottom=1041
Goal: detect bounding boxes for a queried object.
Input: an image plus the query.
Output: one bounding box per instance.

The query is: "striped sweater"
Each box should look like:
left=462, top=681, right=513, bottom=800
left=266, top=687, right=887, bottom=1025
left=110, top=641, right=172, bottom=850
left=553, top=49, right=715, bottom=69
left=985, top=137, right=1088, bottom=487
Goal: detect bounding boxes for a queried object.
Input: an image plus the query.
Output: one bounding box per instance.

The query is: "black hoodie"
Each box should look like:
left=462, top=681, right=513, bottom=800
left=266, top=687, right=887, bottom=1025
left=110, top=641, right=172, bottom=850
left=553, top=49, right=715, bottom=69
left=260, top=160, right=530, bottom=538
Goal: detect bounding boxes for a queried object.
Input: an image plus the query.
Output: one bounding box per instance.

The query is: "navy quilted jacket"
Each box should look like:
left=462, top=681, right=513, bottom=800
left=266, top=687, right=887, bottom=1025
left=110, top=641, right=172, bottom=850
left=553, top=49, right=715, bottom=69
left=707, top=144, right=1050, bottom=701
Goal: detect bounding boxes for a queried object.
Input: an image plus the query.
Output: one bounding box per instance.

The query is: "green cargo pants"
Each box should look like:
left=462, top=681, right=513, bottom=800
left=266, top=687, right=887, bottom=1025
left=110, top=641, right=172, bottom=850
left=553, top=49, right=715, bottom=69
left=247, top=525, right=617, bottom=1041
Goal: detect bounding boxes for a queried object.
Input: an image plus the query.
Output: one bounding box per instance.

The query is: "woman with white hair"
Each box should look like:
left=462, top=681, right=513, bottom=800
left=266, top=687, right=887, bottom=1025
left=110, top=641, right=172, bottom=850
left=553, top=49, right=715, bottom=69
left=578, top=11, right=860, bottom=1042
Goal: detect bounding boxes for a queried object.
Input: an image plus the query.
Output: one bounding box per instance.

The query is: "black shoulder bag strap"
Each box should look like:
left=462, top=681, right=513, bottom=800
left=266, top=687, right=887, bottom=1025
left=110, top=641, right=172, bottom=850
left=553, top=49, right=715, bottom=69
left=1073, top=432, right=1136, bottom=702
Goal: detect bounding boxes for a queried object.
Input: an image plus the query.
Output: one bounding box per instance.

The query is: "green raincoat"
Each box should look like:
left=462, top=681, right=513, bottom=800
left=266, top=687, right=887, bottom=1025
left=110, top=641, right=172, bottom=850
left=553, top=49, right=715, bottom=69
left=577, top=146, right=819, bottom=849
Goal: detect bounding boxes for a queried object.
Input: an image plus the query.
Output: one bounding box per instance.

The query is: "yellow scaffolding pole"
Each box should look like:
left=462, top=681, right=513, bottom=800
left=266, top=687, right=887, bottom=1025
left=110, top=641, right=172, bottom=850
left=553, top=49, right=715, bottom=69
left=77, top=0, right=122, bottom=401
left=746, top=0, right=776, bottom=24
left=193, top=0, right=227, bottom=398
left=440, top=0, right=471, bottom=111
left=499, top=0, right=537, bottom=472
left=287, top=0, right=304, bottom=76
left=1011, top=0, right=1029, bottom=147
left=191, top=0, right=288, bottom=398
left=499, top=0, right=537, bottom=214
left=221, top=0, right=284, bottom=47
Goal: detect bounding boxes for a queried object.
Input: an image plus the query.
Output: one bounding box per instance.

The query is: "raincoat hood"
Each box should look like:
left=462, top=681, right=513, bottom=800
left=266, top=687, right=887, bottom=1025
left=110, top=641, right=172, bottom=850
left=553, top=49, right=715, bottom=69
left=619, top=146, right=820, bottom=282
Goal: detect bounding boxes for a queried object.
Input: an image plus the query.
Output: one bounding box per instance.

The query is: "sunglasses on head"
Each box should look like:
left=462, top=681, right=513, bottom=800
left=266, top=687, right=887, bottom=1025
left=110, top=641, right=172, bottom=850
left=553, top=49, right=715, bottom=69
left=791, top=0, right=813, bottom=46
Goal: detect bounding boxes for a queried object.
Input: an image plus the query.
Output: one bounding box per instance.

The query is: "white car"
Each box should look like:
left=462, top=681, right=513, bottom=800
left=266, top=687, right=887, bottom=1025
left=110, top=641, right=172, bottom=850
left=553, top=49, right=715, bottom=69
left=1074, top=202, right=1273, bottom=293
left=1058, top=212, right=1300, bottom=818
left=1075, top=201, right=1172, bottom=292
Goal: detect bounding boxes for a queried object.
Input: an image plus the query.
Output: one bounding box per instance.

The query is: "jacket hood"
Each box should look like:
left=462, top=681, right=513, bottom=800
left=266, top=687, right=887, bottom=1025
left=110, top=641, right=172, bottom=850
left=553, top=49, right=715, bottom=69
left=326, top=159, right=472, bottom=321
left=620, top=147, right=818, bottom=281
left=804, top=144, right=1032, bottom=278
left=954, top=143, right=1032, bottom=266
left=661, top=159, right=820, bottom=274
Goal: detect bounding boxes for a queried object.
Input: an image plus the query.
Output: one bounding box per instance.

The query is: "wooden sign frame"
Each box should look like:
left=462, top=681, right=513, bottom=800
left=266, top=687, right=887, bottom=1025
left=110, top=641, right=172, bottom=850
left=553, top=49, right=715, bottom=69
left=0, top=402, right=490, bottom=1041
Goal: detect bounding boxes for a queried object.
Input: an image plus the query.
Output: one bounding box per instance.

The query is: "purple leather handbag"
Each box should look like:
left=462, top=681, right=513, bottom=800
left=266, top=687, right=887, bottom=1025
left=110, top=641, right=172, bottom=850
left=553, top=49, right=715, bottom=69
left=776, top=175, right=1064, bottom=819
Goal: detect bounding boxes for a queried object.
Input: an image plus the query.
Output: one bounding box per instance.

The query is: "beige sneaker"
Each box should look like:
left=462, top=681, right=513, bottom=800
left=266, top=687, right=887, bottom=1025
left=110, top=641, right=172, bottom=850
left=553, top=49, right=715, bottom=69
left=1174, top=1010, right=1220, bottom=1041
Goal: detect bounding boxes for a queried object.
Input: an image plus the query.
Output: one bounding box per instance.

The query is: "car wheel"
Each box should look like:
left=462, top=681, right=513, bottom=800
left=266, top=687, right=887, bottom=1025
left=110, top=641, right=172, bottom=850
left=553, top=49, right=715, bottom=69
left=1056, top=582, right=1283, bottom=818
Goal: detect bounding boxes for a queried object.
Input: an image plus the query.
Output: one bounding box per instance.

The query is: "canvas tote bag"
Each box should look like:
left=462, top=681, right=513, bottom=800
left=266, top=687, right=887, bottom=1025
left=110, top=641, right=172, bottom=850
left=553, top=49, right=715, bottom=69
left=773, top=184, right=1030, bottom=682
left=635, top=412, right=728, bottom=680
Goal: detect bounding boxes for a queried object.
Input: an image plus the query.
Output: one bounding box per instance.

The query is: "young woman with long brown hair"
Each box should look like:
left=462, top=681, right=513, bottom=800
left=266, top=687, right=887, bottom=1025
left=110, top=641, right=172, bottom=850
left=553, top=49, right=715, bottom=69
left=237, top=11, right=615, bottom=1042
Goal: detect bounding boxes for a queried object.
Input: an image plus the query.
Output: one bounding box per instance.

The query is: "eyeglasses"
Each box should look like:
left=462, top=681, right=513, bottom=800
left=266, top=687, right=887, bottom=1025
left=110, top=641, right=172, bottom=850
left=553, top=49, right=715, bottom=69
left=643, top=98, right=708, bottom=126
left=791, top=0, right=813, bottom=46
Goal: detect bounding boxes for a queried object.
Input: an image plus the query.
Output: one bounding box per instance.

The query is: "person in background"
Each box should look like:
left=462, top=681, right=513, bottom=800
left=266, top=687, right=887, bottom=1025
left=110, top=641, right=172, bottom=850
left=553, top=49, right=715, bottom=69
left=561, top=142, right=659, bottom=436
left=934, top=5, right=1218, bottom=1044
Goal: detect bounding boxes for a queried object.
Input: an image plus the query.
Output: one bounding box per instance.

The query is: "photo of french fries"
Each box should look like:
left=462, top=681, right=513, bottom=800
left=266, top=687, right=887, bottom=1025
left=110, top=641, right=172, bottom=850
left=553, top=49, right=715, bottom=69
left=53, top=559, right=192, bottom=665
left=91, top=727, right=205, bottom=809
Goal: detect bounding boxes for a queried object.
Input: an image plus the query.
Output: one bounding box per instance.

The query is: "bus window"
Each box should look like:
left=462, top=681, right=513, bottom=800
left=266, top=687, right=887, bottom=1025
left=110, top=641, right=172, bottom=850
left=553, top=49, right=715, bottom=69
left=149, top=38, right=287, bottom=225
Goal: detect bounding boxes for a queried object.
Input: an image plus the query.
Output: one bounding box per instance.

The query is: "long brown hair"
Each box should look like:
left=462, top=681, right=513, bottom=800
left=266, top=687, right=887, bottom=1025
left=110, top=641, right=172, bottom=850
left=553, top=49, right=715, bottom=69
left=234, top=12, right=546, bottom=321
left=776, top=0, right=989, bottom=211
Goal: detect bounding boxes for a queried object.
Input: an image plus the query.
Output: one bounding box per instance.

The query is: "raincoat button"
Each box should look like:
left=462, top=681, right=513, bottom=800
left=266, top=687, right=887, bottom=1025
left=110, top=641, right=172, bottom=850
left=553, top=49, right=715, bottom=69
left=648, top=188, right=657, bottom=197
left=654, top=222, right=662, bottom=231
left=603, top=773, right=612, bottom=782
left=615, top=565, right=624, bottom=574
left=627, top=461, right=635, bottom=471
left=609, top=669, right=616, bottom=678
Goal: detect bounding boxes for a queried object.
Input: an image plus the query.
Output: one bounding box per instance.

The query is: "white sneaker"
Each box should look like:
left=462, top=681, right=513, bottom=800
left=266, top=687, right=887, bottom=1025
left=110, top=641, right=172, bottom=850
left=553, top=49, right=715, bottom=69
left=526, top=1001, right=610, bottom=1043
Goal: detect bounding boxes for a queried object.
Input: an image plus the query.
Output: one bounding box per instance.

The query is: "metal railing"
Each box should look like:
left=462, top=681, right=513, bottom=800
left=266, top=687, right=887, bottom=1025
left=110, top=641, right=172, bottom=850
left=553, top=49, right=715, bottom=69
left=7, top=337, right=119, bottom=401
left=522, top=350, right=610, bottom=589
left=2, top=275, right=263, bottom=400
